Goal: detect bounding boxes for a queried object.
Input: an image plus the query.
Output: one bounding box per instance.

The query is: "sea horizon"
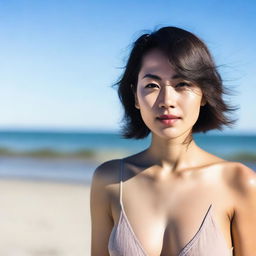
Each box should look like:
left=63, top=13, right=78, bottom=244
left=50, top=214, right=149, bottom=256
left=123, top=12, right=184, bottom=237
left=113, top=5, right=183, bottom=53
left=0, top=129, right=255, bottom=183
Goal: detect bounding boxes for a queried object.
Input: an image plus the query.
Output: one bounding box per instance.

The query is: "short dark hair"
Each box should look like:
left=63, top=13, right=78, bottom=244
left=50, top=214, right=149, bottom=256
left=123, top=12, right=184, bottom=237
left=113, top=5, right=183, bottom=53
left=112, top=26, right=239, bottom=139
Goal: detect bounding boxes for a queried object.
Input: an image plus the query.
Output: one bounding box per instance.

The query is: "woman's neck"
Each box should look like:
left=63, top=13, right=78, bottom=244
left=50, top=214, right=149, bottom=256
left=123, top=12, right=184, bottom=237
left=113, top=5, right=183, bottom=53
left=144, top=134, right=203, bottom=173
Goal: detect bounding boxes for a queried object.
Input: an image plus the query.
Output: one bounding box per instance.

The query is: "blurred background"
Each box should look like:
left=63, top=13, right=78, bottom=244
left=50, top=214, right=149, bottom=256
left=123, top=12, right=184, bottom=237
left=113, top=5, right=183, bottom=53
left=0, top=0, right=255, bottom=255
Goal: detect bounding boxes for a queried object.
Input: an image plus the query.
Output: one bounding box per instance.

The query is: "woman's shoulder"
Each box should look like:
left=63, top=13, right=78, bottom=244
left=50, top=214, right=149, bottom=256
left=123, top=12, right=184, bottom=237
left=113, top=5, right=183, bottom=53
left=218, top=160, right=255, bottom=182
left=191, top=152, right=255, bottom=197
left=91, top=158, right=123, bottom=185
left=216, top=161, right=256, bottom=210
left=198, top=151, right=255, bottom=182
left=223, top=161, right=256, bottom=191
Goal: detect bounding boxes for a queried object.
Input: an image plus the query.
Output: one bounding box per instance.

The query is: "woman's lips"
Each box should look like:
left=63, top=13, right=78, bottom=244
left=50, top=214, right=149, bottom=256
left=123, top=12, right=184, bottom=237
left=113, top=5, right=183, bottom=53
left=156, top=117, right=180, bottom=125
left=158, top=114, right=180, bottom=119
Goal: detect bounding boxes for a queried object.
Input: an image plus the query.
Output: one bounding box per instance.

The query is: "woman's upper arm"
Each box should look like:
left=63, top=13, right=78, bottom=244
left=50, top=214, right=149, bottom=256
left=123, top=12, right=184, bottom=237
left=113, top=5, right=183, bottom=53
left=90, top=161, right=114, bottom=256
left=231, top=163, right=256, bottom=255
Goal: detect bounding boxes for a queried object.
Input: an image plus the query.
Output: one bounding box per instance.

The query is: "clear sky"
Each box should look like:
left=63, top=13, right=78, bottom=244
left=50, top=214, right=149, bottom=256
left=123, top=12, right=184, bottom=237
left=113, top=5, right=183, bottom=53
left=0, top=0, right=255, bottom=133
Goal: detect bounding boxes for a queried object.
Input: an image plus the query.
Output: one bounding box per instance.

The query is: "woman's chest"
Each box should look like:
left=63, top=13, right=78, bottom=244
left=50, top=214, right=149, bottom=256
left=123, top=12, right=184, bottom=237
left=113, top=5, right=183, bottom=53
left=109, top=171, right=234, bottom=255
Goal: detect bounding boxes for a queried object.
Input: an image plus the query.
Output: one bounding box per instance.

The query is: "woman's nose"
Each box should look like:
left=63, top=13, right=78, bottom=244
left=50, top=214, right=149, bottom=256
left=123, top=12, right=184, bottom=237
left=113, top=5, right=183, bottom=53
left=158, top=86, right=177, bottom=109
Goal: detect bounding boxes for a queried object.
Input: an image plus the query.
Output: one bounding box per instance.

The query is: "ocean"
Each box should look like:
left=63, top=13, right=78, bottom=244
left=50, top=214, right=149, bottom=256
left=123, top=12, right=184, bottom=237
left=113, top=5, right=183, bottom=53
left=0, top=130, right=255, bottom=183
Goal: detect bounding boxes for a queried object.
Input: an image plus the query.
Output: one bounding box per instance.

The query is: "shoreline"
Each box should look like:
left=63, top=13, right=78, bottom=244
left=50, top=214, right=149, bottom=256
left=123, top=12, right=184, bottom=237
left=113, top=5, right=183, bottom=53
left=0, top=156, right=255, bottom=187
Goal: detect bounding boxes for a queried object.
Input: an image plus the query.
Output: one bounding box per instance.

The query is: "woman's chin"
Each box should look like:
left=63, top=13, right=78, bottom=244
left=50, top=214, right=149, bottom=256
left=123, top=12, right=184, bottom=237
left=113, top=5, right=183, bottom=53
left=151, top=127, right=192, bottom=140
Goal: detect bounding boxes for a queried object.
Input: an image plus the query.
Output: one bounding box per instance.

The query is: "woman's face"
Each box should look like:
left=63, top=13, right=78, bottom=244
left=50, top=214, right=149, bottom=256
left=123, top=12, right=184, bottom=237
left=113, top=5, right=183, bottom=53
left=134, top=48, right=206, bottom=139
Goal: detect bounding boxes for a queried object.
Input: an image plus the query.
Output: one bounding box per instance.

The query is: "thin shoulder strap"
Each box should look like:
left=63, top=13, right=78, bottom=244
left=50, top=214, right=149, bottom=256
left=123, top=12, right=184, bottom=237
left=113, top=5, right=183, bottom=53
left=119, top=158, right=124, bottom=210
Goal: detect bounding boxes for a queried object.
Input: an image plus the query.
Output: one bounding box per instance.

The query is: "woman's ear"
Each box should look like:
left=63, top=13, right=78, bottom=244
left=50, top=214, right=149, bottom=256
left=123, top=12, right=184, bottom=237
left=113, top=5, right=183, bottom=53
left=135, top=93, right=140, bottom=109
left=131, top=84, right=140, bottom=109
left=200, top=95, right=207, bottom=107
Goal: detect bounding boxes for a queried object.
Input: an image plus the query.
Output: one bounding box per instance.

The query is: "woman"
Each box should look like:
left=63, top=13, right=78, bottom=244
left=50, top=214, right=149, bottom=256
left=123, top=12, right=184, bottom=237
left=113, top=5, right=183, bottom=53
left=90, top=26, right=256, bottom=256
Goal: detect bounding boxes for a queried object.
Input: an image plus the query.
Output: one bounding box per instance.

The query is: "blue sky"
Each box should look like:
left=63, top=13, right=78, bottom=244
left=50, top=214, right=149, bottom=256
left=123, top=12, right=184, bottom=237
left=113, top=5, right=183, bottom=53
left=0, top=0, right=255, bottom=133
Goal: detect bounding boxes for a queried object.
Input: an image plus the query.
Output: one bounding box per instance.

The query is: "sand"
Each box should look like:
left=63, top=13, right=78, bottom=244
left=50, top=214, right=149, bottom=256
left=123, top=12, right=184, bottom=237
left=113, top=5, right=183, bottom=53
left=0, top=179, right=91, bottom=256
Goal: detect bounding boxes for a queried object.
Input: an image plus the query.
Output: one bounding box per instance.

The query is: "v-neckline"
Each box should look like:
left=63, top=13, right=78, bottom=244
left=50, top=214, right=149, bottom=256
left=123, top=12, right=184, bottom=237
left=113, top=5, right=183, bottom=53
left=119, top=204, right=213, bottom=256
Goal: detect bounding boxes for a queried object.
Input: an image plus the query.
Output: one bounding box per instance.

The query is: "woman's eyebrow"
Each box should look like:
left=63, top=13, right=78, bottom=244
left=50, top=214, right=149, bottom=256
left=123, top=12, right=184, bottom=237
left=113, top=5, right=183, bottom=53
left=142, top=73, right=182, bottom=80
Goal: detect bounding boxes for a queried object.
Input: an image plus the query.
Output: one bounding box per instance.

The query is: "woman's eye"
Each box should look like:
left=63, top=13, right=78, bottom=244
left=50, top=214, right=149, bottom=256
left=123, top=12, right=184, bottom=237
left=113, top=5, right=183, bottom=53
left=145, top=83, right=159, bottom=88
left=145, top=82, right=191, bottom=89
left=176, top=82, right=190, bottom=87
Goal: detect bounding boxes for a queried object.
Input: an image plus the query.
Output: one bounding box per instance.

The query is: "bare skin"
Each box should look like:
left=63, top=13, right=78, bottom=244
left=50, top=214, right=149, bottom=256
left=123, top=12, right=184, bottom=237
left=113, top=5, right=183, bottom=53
left=91, top=154, right=256, bottom=256
left=90, top=49, right=256, bottom=255
left=109, top=151, right=234, bottom=255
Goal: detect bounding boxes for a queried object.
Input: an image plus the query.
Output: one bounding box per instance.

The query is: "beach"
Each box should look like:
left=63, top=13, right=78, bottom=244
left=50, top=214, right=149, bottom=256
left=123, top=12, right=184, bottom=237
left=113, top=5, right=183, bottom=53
left=1, top=163, right=256, bottom=256
left=0, top=178, right=91, bottom=256
left=0, top=131, right=255, bottom=256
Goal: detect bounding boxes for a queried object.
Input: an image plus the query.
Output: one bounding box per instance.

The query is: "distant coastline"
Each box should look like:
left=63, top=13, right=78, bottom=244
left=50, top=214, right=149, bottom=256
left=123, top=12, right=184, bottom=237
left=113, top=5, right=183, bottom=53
left=0, top=130, right=256, bottom=163
left=0, top=130, right=256, bottom=183
left=0, top=131, right=255, bottom=183
left=0, top=146, right=256, bottom=163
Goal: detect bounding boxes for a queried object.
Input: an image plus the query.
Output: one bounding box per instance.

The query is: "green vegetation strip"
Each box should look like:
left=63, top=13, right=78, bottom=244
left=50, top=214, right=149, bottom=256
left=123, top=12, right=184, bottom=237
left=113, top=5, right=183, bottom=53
left=0, top=147, right=96, bottom=159
left=0, top=147, right=255, bottom=162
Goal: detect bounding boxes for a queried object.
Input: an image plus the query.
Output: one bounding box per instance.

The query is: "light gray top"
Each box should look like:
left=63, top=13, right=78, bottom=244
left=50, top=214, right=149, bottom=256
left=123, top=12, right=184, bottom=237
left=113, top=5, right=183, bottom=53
left=108, top=159, right=234, bottom=256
